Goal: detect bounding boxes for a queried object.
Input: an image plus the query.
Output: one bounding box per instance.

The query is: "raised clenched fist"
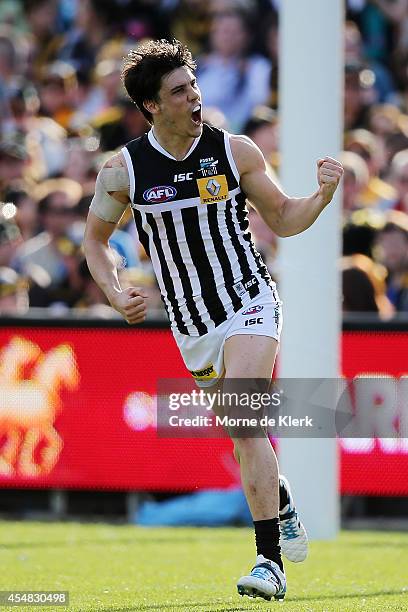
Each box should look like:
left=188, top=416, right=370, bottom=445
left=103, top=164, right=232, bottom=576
left=317, top=156, right=344, bottom=205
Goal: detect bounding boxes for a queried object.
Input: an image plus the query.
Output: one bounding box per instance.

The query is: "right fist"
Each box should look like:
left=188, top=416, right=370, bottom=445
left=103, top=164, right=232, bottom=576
left=111, top=287, right=147, bottom=324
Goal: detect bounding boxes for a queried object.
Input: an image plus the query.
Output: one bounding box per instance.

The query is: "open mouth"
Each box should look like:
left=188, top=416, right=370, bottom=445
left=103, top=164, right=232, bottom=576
left=191, top=103, right=202, bottom=126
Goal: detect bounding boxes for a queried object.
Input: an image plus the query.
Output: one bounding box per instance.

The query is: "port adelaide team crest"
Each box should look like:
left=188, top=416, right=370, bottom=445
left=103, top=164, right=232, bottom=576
left=142, top=157, right=229, bottom=205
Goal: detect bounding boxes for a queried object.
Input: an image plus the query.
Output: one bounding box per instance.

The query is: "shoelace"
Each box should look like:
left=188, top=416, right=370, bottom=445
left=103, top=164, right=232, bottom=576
left=251, top=567, right=277, bottom=582
left=251, top=567, right=271, bottom=580
left=281, top=513, right=299, bottom=540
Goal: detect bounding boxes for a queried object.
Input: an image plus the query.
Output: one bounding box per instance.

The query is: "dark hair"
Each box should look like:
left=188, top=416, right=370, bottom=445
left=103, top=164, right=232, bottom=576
left=342, top=267, right=378, bottom=312
left=121, top=39, right=196, bottom=123
left=380, top=221, right=408, bottom=240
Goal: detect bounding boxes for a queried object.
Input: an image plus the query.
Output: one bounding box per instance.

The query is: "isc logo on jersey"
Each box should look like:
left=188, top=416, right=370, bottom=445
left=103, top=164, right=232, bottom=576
left=143, top=185, right=177, bottom=203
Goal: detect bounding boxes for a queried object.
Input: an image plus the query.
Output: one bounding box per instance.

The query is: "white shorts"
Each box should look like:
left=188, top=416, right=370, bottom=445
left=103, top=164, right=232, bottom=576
left=172, top=286, right=283, bottom=387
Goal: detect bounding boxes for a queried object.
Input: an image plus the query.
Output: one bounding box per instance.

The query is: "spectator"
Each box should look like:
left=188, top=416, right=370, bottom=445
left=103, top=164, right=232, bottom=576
left=344, top=63, right=374, bottom=130
left=38, top=61, right=78, bottom=130
left=339, top=150, right=371, bottom=213
left=63, top=139, right=97, bottom=191
left=389, top=148, right=408, bottom=213
left=260, top=11, right=279, bottom=109
left=345, top=20, right=396, bottom=102
left=170, top=0, right=212, bottom=57
left=0, top=266, right=29, bottom=315
left=0, top=212, right=23, bottom=268
left=384, top=130, right=408, bottom=165
left=197, top=10, right=271, bottom=132
left=4, top=79, right=67, bottom=181
left=0, top=34, right=18, bottom=133
left=244, top=106, right=279, bottom=172
left=94, top=97, right=149, bottom=152
left=341, top=252, right=394, bottom=316
left=58, top=0, right=122, bottom=76
left=12, top=178, right=83, bottom=306
left=374, top=214, right=408, bottom=311
left=3, top=188, right=39, bottom=240
left=0, top=139, right=28, bottom=199
left=345, top=128, right=397, bottom=208
left=73, top=257, right=113, bottom=315
left=368, top=103, right=402, bottom=138
left=343, top=208, right=385, bottom=257
left=346, top=0, right=396, bottom=65
left=22, top=0, right=61, bottom=81
left=342, top=265, right=379, bottom=312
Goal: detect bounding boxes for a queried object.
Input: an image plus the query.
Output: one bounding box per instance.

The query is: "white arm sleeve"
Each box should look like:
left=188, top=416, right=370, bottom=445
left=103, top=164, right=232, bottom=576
left=89, top=166, right=130, bottom=223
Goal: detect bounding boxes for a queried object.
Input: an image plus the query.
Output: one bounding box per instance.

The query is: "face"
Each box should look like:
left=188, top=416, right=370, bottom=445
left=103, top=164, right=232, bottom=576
left=27, top=0, right=57, bottom=37
left=393, top=162, right=408, bottom=204
left=210, top=14, right=248, bottom=57
left=375, top=230, right=408, bottom=272
left=147, top=66, right=202, bottom=138
left=0, top=156, right=25, bottom=181
left=250, top=124, right=278, bottom=157
left=43, top=192, right=76, bottom=237
left=343, top=169, right=360, bottom=211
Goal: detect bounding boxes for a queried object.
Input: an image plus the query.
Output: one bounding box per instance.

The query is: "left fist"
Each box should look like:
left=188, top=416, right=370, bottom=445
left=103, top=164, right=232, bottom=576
left=317, top=156, right=344, bottom=204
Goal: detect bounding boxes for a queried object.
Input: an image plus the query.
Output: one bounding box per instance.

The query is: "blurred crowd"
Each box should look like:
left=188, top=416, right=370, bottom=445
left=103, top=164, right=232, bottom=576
left=0, top=0, right=407, bottom=317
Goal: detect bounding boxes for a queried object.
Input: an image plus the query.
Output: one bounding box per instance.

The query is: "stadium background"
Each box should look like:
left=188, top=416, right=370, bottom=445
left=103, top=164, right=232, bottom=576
left=0, top=0, right=407, bottom=524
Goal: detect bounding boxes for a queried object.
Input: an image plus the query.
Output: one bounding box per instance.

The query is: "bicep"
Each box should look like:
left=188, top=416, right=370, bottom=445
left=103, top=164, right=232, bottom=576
left=231, top=135, right=287, bottom=227
left=239, top=157, right=287, bottom=230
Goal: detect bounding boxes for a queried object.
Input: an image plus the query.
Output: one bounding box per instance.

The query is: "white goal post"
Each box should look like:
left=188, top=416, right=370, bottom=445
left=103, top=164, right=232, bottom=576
left=278, top=0, right=344, bottom=539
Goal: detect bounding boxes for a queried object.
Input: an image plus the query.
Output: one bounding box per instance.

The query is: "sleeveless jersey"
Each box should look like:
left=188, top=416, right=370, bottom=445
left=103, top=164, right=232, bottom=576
left=122, top=123, right=274, bottom=337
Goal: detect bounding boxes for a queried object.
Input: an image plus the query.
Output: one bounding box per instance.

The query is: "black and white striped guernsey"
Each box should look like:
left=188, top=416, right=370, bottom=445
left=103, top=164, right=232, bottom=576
left=121, top=123, right=275, bottom=337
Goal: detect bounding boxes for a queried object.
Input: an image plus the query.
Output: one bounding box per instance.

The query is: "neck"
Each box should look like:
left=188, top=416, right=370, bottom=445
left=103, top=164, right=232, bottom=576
left=152, top=124, right=196, bottom=161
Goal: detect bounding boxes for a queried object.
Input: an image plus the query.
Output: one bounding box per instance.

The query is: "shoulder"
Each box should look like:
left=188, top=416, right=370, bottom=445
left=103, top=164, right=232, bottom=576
left=202, top=122, right=225, bottom=140
left=229, top=133, right=266, bottom=175
left=97, top=151, right=130, bottom=194
left=103, top=150, right=127, bottom=169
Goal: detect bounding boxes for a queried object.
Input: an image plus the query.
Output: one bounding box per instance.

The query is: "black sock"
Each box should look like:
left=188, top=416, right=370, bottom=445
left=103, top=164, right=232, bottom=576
left=279, top=477, right=290, bottom=513
left=254, top=517, right=283, bottom=572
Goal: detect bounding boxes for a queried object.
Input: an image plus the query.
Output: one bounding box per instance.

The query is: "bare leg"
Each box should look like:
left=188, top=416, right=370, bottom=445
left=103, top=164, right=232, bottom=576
left=222, top=335, right=279, bottom=520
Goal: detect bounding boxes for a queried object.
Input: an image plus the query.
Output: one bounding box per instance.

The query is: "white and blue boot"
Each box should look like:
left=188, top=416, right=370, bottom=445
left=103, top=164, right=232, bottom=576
left=279, top=474, right=308, bottom=563
left=237, top=555, right=286, bottom=601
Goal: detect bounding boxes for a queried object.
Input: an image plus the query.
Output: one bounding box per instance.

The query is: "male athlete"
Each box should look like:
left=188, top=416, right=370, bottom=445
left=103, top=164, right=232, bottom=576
left=83, top=39, right=343, bottom=601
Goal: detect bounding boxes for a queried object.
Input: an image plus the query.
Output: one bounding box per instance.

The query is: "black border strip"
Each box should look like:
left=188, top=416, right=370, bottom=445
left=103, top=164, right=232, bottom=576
left=0, top=316, right=406, bottom=331
left=0, top=317, right=170, bottom=329
left=342, top=315, right=408, bottom=332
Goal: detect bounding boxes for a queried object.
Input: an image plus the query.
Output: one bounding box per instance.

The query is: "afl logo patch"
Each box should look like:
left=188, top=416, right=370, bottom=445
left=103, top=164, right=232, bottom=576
left=143, top=185, right=177, bottom=203
left=242, top=305, right=263, bottom=315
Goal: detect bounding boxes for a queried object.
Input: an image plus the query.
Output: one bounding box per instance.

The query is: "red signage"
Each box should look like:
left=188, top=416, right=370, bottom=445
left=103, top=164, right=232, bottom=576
left=341, top=331, right=408, bottom=495
left=0, top=326, right=407, bottom=494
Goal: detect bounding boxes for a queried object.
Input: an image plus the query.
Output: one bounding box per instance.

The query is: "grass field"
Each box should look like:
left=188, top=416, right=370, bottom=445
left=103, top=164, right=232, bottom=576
left=1, top=522, right=407, bottom=611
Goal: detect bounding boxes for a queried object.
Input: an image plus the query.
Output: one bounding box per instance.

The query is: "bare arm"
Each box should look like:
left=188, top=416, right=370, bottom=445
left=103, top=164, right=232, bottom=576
left=230, top=135, right=343, bottom=237
left=83, top=152, right=147, bottom=324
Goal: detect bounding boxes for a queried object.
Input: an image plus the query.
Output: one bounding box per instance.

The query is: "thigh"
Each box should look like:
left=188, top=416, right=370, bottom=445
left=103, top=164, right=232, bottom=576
left=224, top=334, right=279, bottom=379
left=215, top=335, right=278, bottom=437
